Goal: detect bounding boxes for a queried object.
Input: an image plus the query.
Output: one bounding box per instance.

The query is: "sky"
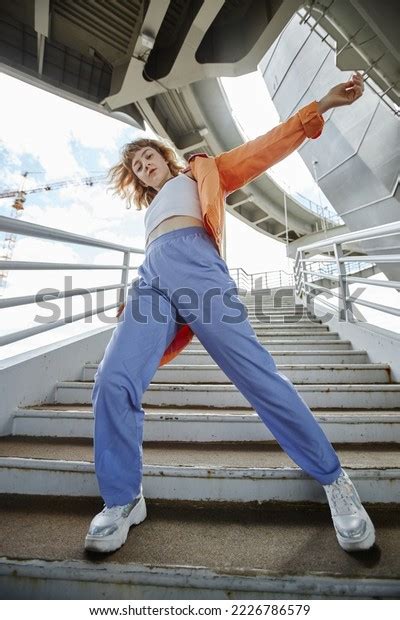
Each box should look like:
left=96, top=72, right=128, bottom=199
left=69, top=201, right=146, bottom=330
left=0, top=69, right=399, bottom=359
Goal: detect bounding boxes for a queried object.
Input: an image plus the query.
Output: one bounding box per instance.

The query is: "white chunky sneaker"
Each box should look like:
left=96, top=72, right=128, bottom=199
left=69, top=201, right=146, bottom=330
left=85, top=490, right=146, bottom=553
left=323, top=469, right=375, bottom=552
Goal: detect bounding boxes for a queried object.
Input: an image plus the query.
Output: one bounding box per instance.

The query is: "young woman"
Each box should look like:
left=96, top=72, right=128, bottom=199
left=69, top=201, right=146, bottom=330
left=85, top=72, right=376, bottom=554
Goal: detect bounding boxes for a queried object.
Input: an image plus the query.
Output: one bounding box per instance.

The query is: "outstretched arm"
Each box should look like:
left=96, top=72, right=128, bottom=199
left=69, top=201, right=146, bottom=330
left=215, top=72, right=364, bottom=195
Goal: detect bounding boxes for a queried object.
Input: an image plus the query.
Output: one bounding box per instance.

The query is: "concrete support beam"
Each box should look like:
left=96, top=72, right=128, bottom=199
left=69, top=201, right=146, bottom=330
left=34, top=0, right=50, bottom=75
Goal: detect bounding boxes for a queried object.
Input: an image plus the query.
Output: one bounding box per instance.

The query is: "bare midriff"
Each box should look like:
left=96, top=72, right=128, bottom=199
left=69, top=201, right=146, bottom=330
left=146, top=215, right=204, bottom=248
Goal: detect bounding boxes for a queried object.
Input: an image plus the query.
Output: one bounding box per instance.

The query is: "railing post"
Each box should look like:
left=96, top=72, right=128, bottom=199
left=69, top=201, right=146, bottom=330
left=297, top=253, right=301, bottom=295
left=299, top=249, right=310, bottom=310
left=296, top=252, right=302, bottom=302
left=119, top=251, right=130, bottom=309
left=333, top=243, right=352, bottom=322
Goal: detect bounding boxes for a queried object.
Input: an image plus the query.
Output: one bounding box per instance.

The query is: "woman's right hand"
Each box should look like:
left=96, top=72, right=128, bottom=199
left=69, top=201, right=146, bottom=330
left=317, top=72, right=365, bottom=113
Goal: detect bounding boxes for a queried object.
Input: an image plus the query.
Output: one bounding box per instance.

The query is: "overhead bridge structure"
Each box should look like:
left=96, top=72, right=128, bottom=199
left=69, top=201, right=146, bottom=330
left=0, top=0, right=396, bottom=255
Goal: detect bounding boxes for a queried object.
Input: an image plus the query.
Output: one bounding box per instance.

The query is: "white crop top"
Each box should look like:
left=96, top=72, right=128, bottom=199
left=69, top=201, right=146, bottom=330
left=144, top=173, right=203, bottom=245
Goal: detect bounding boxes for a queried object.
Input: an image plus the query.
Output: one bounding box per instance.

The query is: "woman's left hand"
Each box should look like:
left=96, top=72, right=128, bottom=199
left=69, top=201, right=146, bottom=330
left=317, top=72, right=365, bottom=113
left=116, top=302, right=125, bottom=318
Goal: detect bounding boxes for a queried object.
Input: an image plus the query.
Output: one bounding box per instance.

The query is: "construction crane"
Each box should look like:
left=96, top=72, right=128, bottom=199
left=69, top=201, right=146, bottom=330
left=0, top=172, right=107, bottom=294
left=0, top=173, right=107, bottom=201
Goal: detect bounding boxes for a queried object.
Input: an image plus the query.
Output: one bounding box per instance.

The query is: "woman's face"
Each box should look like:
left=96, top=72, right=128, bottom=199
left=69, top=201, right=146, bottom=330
left=131, top=146, right=173, bottom=191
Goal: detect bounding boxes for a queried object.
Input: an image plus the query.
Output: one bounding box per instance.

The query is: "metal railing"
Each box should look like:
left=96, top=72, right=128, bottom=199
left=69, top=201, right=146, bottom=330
left=0, top=215, right=144, bottom=346
left=299, top=5, right=400, bottom=118
left=229, top=267, right=294, bottom=291
left=266, top=167, right=344, bottom=228
left=2, top=214, right=398, bottom=349
left=289, top=189, right=343, bottom=230
left=294, top=220, right=400, bottom=322
left=303, top=258, right=377, bottom=281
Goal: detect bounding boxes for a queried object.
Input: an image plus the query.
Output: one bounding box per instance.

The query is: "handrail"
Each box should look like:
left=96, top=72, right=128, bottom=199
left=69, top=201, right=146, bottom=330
left=0, top=215, right=143, bottom=253
left=267, top=168, right=343, bottom=227
left=0, top=284, right=124, bottom=309
left=295, top=220, right=400, bottom=252
left=0, top=214, right=295, bottom=347
left=298, top=5, right=400, bottom=118
left=0, top=261, right=130, bottom=270
left=229, top=267, right=294, bottom=291
left=294, top=219, right=400, bottom=321
left=0, top=215, right=144, bottom=346
left=3, top=213, right=397, bottom=349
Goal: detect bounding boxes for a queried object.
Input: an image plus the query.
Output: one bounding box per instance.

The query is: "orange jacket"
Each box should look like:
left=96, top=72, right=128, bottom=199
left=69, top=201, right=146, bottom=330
left=135, top=100, right=324, bottom=367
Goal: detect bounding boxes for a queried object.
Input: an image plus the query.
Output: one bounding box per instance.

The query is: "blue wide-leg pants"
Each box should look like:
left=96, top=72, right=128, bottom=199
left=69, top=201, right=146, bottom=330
left=92, top=226, right=342, bottom=506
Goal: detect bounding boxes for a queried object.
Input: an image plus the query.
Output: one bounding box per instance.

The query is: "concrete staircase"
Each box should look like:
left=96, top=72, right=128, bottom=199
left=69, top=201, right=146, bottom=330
left=1, top=289, right=399, bottom=599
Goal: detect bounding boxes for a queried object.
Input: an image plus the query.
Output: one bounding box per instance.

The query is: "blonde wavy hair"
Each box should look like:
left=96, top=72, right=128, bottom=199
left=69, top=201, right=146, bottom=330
left=108, top=137, right=186, bottom=210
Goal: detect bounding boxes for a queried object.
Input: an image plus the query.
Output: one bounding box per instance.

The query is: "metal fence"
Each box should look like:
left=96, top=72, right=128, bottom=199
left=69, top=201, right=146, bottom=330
left=294, top=220, right=400, bottom=321
left=228, top=267, right=294, bottom=292
left=2, top=214, right=399, bottom=348
left=0, top=215, right=144, bottom=346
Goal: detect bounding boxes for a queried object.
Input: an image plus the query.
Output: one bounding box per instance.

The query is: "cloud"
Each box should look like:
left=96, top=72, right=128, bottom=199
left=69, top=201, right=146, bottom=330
left=0, top=72, right=139, bottom=181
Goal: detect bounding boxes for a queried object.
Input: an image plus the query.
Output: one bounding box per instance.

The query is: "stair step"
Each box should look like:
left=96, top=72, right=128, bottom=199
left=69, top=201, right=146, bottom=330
left=248, top=318, right=322, bottom=324
left=190, top=332, right=341, bottom=342
left=0, top=437, right=398, bottom=503
left=252, top=324, right=329, bottom=331
left=1, top=495, right=398, bottom=599
left=246, top=308, right=302, bottom=313
left=55, top=381, right=400, bottom=408
left=145, top=350, right=369, bottom=367
left=12, top=406, right=400, bottom=442
left=248, top=313, right=310, bottom=319
left=189, top=339, right=351, bottom=350
left=145, top=364, right=392, bottom=385
left=247, top=312, right=318, bottom=319
left=83, top=362, right=388, bottom=384
left=247, top=310, right=303, bottom=313
left=242, top=300, right=297, bottom=306
left=0, top=436, right=399, bottom=500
